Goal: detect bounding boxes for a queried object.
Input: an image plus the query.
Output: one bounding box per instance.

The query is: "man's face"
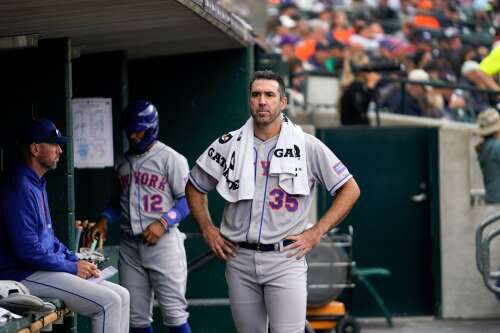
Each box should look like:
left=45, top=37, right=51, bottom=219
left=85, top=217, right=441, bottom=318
left=127, top=130, right=146, bottom=147
left=36, top=143, right=62, bottom=170
left=249, top=79, right=287, bottom=127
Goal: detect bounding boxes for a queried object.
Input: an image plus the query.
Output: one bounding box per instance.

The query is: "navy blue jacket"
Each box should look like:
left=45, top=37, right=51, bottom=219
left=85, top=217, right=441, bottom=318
left=0, top=163, right=78, bottom=281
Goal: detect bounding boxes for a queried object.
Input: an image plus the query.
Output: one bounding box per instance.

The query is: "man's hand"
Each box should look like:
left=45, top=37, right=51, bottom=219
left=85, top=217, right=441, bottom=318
left=202, top=225, right=237, bottom=261
left=284, top=227, right=323, bottom=259
left=84, top=218, right=107, bottom=248
left=142, top=221, right=166, bottom=246
left=77, top=260, right=101, bottom=279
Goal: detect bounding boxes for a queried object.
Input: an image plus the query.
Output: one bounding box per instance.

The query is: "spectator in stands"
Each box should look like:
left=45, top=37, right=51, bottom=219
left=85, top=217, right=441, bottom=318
left=460, top=60, right=500, bottom=114
left=339, top=64, right=382, bottom=125
left=295, top=23, right=328, bottom=62
left=372, top=0, right=399, bottom=20
left=395, top=20, right=416, bottom=44
left=304, top=41, right=334, bottom=72
left=279, top=35, right=299, bottom=62
left=476, top=108, right=500, bottom=203
left=349, top=22, right=381, bottom=56
left=441, top=27, right=463, bottom=76
left=480, top=41, right=500, bottom=77
left=331, top=10, right=354, bottom=45
left=426, top=61, right=469, bottom=119
left=414, top=0, right=441, bottom=29
left=288, top=58, right=306, bottom=109
left=380, top=69, right=443, bottom=117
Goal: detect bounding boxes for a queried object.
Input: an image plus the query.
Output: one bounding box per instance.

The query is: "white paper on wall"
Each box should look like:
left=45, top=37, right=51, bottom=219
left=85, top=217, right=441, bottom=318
left=72, top=98, right=114, bottom=168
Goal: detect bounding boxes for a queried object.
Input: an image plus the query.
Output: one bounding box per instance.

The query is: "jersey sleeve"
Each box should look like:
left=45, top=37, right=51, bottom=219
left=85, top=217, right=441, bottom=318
left=2, top=184, right=77, bottom=274
left=307, top=135, right=353, bottom=196
left=167, top=152, right=190, bottom=199
left=189, top=164, right=218, bottom=193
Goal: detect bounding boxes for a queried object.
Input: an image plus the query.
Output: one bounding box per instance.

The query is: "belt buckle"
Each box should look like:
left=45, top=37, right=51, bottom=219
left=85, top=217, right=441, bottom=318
left=256, top=243, right=261, bottom=251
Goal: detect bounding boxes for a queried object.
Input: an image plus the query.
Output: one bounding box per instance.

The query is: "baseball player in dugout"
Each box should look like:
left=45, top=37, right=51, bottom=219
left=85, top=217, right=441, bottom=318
left=0, top=118, right=130, bottom=333
left=186, top=70, right=361, bottom=332
left=85, top=100, right=192, bottom=333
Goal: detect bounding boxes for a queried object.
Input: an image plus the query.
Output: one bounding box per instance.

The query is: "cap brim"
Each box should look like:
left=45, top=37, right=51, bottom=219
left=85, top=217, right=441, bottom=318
left=47, top=136, right=69, bottom=144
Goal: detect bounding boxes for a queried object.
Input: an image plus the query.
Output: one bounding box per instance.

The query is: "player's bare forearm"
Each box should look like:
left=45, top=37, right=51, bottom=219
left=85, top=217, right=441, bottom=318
left=314, top=178, right=360, bottom=236
left=285, top=178, right=360, bottom=259
left=185, top=181, right=215, bottom=233
left=185, top=181, right=237, bottom=260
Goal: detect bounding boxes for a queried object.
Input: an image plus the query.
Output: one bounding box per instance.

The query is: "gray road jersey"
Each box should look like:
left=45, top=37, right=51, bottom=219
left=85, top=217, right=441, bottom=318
left=189, top=133, right=352, bottom=244
left=116, top=141, right=189, bottom=235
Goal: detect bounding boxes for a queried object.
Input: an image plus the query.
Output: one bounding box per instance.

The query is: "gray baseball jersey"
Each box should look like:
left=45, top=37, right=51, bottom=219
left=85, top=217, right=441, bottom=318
left=116, top=141, right=188, bottom=235
left=189, top=133, right=352, bottom=244
left=115, top=141, right=190, bottom=327
left=189, top=132, right=352, bottom=332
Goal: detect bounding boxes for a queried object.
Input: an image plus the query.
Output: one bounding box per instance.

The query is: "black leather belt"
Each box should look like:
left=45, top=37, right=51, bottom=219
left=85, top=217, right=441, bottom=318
left=238, top=239, right=294, bottom=252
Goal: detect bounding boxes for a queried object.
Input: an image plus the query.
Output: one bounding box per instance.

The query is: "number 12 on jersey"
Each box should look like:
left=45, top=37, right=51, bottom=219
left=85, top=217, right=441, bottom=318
left=142, top=194, right=163, bottom=212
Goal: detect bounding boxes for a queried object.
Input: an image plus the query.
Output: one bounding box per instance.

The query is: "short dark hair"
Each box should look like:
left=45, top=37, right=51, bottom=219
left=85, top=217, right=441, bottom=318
left=249, top=70, right=286, bottom=97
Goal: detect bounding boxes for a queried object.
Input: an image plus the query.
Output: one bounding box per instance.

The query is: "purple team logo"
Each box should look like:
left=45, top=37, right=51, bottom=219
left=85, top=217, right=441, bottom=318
left=261, top=161, right=270, bottom=176
left=333, top=162, right=346, bottom=175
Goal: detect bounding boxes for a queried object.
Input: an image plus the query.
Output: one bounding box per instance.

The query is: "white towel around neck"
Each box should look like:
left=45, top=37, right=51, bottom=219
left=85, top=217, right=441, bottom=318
left=195, top=116, right=309, bottom=202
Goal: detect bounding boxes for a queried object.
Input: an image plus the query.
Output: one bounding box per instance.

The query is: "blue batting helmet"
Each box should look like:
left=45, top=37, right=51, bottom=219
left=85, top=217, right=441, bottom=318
left=124, top=100, right=159, bottom=153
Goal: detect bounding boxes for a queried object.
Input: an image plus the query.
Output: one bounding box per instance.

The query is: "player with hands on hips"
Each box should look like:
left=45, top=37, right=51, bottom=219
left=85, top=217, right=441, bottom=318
left=86, top=100, right=192, bottom=333
left=186, top=70, right=360, bottom=333
left=0, top=118, right=130, bottom=333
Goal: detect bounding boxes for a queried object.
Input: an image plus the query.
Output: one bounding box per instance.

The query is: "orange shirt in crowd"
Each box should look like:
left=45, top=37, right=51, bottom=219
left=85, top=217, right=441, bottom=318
left=332, top=28, right=354, bottom=45
left=414, top=0, right=440, bottom=29
left=295, top=38, right=316, bottom=62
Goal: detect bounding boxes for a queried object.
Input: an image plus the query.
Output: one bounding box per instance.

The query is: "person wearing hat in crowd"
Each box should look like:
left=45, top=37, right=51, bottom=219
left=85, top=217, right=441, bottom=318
left=460, top=60, right=500, bottom=116
left=476, top=108, right=500, bottom=203
left=380, top=68, right=443, bottom=118
left=0, top=118, right=130, bottom=333
left=304, top=41, right=334, bottom=73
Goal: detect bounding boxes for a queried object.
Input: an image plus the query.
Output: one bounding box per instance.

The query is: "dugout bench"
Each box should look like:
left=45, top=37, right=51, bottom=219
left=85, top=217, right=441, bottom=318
left=0, top=299, right=69, bottom=333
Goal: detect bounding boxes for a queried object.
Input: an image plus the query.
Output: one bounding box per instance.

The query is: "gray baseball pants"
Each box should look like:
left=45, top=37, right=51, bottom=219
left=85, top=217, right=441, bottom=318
left=119, top=227, right=189, bottom=328
left=225, top=247, right=308, bottom=333
left=22, top=270, right=130, bottom=333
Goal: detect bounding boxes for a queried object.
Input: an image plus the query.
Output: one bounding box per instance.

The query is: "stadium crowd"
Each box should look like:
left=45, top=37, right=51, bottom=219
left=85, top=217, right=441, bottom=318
left=265, top=0, right=500, bottom=124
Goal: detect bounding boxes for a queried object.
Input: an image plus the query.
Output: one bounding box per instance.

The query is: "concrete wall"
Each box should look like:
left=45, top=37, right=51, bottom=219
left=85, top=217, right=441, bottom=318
left=440, top=128, right=500, bottom=319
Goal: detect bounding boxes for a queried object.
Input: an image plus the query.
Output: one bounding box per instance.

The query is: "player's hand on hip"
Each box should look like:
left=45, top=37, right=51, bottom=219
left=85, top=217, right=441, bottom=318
left=77, top=260, right=101, bottom=279
left=202, top=225, right=237, bottom=261
left=142, top=221, right=166, bottom=246
left=284, top=227, right=323, bottom=259
left=84, top=218, right=108, bottom=247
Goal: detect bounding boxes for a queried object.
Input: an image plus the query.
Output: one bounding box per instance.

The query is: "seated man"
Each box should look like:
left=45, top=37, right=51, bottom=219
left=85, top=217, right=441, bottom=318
left=0, top=118, right=129, bottom=333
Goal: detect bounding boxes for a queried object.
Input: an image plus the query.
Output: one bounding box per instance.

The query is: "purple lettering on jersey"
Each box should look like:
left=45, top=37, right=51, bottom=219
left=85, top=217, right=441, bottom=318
left=148, top=174, right=159, bottom=188
left=158, top=176, right=168, bottom=191
left=268, top=188, right=299, bottom=212
left=143, top=194, right=163, bottom=212
left=133, top=171, right=141, bottom=184
left=285, top=194, right=299, bottom=212
left=120, top=175, right=130, bottom=188
left=140, top=173, right=149, bottom=185
left=261, top=161, right=270, bottom=176
left=269, top=188, right=283, bottom=210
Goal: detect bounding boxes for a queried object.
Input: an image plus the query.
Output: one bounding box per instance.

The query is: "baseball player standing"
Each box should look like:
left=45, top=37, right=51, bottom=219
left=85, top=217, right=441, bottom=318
left=86, top=101, right=192, bottom=333
left=0, top=118, right=130, bottom=333
left=186, top=70, right=360, bottom=333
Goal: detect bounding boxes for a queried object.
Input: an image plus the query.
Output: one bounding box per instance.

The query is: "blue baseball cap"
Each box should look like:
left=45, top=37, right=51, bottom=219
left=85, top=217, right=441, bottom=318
left=19, top=118, right=68, bottom=145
